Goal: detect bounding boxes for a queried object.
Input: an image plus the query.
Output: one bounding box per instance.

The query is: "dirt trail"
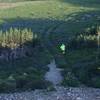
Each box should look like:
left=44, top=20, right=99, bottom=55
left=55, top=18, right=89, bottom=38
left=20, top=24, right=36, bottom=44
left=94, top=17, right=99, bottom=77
left=0, top=3, right=17, bottom=9
left=0, top=1, right=32, bottom=9
left=0, top=1, right=49, bottom=9
left=45, top=60, right=63, bottom=86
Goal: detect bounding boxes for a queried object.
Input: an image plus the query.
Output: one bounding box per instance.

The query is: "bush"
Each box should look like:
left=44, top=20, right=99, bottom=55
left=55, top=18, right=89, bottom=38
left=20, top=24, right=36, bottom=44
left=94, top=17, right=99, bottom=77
left=62, top=25, right=100, bottom=88
left=0, top=28, right=38, bottom=49
left=68, top=34, right=98, bottom=49
left=62, top=71, right=80, bottom=87
left=68, top=25, right=100, bottom=49
left=0, top=76, right=16, bottom=92
left=91, top=77, right=100, bottom=88
left=72, top=60, right=100, bottom=87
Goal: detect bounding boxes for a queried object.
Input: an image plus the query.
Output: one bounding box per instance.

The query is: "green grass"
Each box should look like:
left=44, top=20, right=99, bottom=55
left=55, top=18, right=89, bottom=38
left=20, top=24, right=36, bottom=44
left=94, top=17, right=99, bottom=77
left=0, top=1, right=98, bottom=20
left=0, top=1, right=99, bottom=38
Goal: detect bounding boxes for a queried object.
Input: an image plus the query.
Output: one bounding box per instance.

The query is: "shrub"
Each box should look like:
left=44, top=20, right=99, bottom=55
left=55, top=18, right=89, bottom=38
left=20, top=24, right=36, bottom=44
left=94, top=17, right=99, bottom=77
left=63, top=25, right=100, bottom=88
left=91, top=77, right=100, bottom=88
left=0, top=28, right=38, bottom=49
left=0, top=76, right=16, bottom=92
left=68, top=25, right=100, bottom=49
left=62, top=71, right=80, bottom=87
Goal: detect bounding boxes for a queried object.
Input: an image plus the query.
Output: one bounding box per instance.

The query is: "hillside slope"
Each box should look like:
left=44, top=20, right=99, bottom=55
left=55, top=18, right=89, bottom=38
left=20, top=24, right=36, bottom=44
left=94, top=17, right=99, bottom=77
left=0, top=0, right=100, bottom=93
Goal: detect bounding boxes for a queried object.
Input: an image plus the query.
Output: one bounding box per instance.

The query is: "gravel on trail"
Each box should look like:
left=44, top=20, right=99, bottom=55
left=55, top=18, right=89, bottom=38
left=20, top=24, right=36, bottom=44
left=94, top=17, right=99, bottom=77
left=45, top=60, right=63, bottom=85
left=0, top=86, right=100, bottom=100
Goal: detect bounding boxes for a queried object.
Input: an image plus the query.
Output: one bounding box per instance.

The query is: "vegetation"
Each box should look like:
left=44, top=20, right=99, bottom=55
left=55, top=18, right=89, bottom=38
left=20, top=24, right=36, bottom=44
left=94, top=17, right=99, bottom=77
left=0, top=28, right=37, bottom=49
left=0, top=0, right=100, bottom=92
left=0, top=64, right=52, bottom=92
left=68, top=25, right=100, bottom=49
left=0, top=28, right=52, bottom=92
left=61, top=26, right=100, bottom=87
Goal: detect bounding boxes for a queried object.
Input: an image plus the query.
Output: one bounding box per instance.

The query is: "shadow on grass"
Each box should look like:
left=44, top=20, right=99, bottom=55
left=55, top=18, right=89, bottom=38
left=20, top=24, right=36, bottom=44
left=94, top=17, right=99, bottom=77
left=0, top=10, right=100, bottom=35
left=61, top=0, right=100, bottom=8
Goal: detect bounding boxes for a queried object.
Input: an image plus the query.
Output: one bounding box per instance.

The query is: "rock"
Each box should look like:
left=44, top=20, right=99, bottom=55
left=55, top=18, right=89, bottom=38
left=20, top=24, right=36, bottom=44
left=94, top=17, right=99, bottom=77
left=76, top=97, right=82, bottom=100
left=0, top=87, right=100, bottom=100
left=96, top=96, right=100, bottom=99
left=67, top=92, right=71, bottom=96
left=37, top=98, right=44, bottom=100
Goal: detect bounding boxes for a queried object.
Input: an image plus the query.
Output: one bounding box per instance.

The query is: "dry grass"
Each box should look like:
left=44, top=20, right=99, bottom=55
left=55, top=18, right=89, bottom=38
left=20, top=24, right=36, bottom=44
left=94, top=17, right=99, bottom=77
left=0, top=3, right=18, bottom=9
left=0, top=1, right=35, bottom=9
left=0, top=1, right=47, bottom=9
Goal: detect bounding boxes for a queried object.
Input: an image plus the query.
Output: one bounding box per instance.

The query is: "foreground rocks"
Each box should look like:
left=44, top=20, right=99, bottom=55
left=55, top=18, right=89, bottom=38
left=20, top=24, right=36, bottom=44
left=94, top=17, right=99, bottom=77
left=0, top=86, right=100, bottom=100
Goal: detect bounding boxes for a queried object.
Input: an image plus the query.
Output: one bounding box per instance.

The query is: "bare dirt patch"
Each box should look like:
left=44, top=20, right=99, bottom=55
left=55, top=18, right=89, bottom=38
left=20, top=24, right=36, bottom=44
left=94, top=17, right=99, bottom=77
left=0, top=3, right=18, bottom=9
left=0, top=1, right=47, bottom=9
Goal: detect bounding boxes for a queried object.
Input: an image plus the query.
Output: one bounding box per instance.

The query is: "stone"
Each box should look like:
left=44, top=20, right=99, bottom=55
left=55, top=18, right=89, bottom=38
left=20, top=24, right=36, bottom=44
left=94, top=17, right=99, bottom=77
left=67, top=92, right=71, bottom=96
left=76, top=97, right=82, bottom=100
